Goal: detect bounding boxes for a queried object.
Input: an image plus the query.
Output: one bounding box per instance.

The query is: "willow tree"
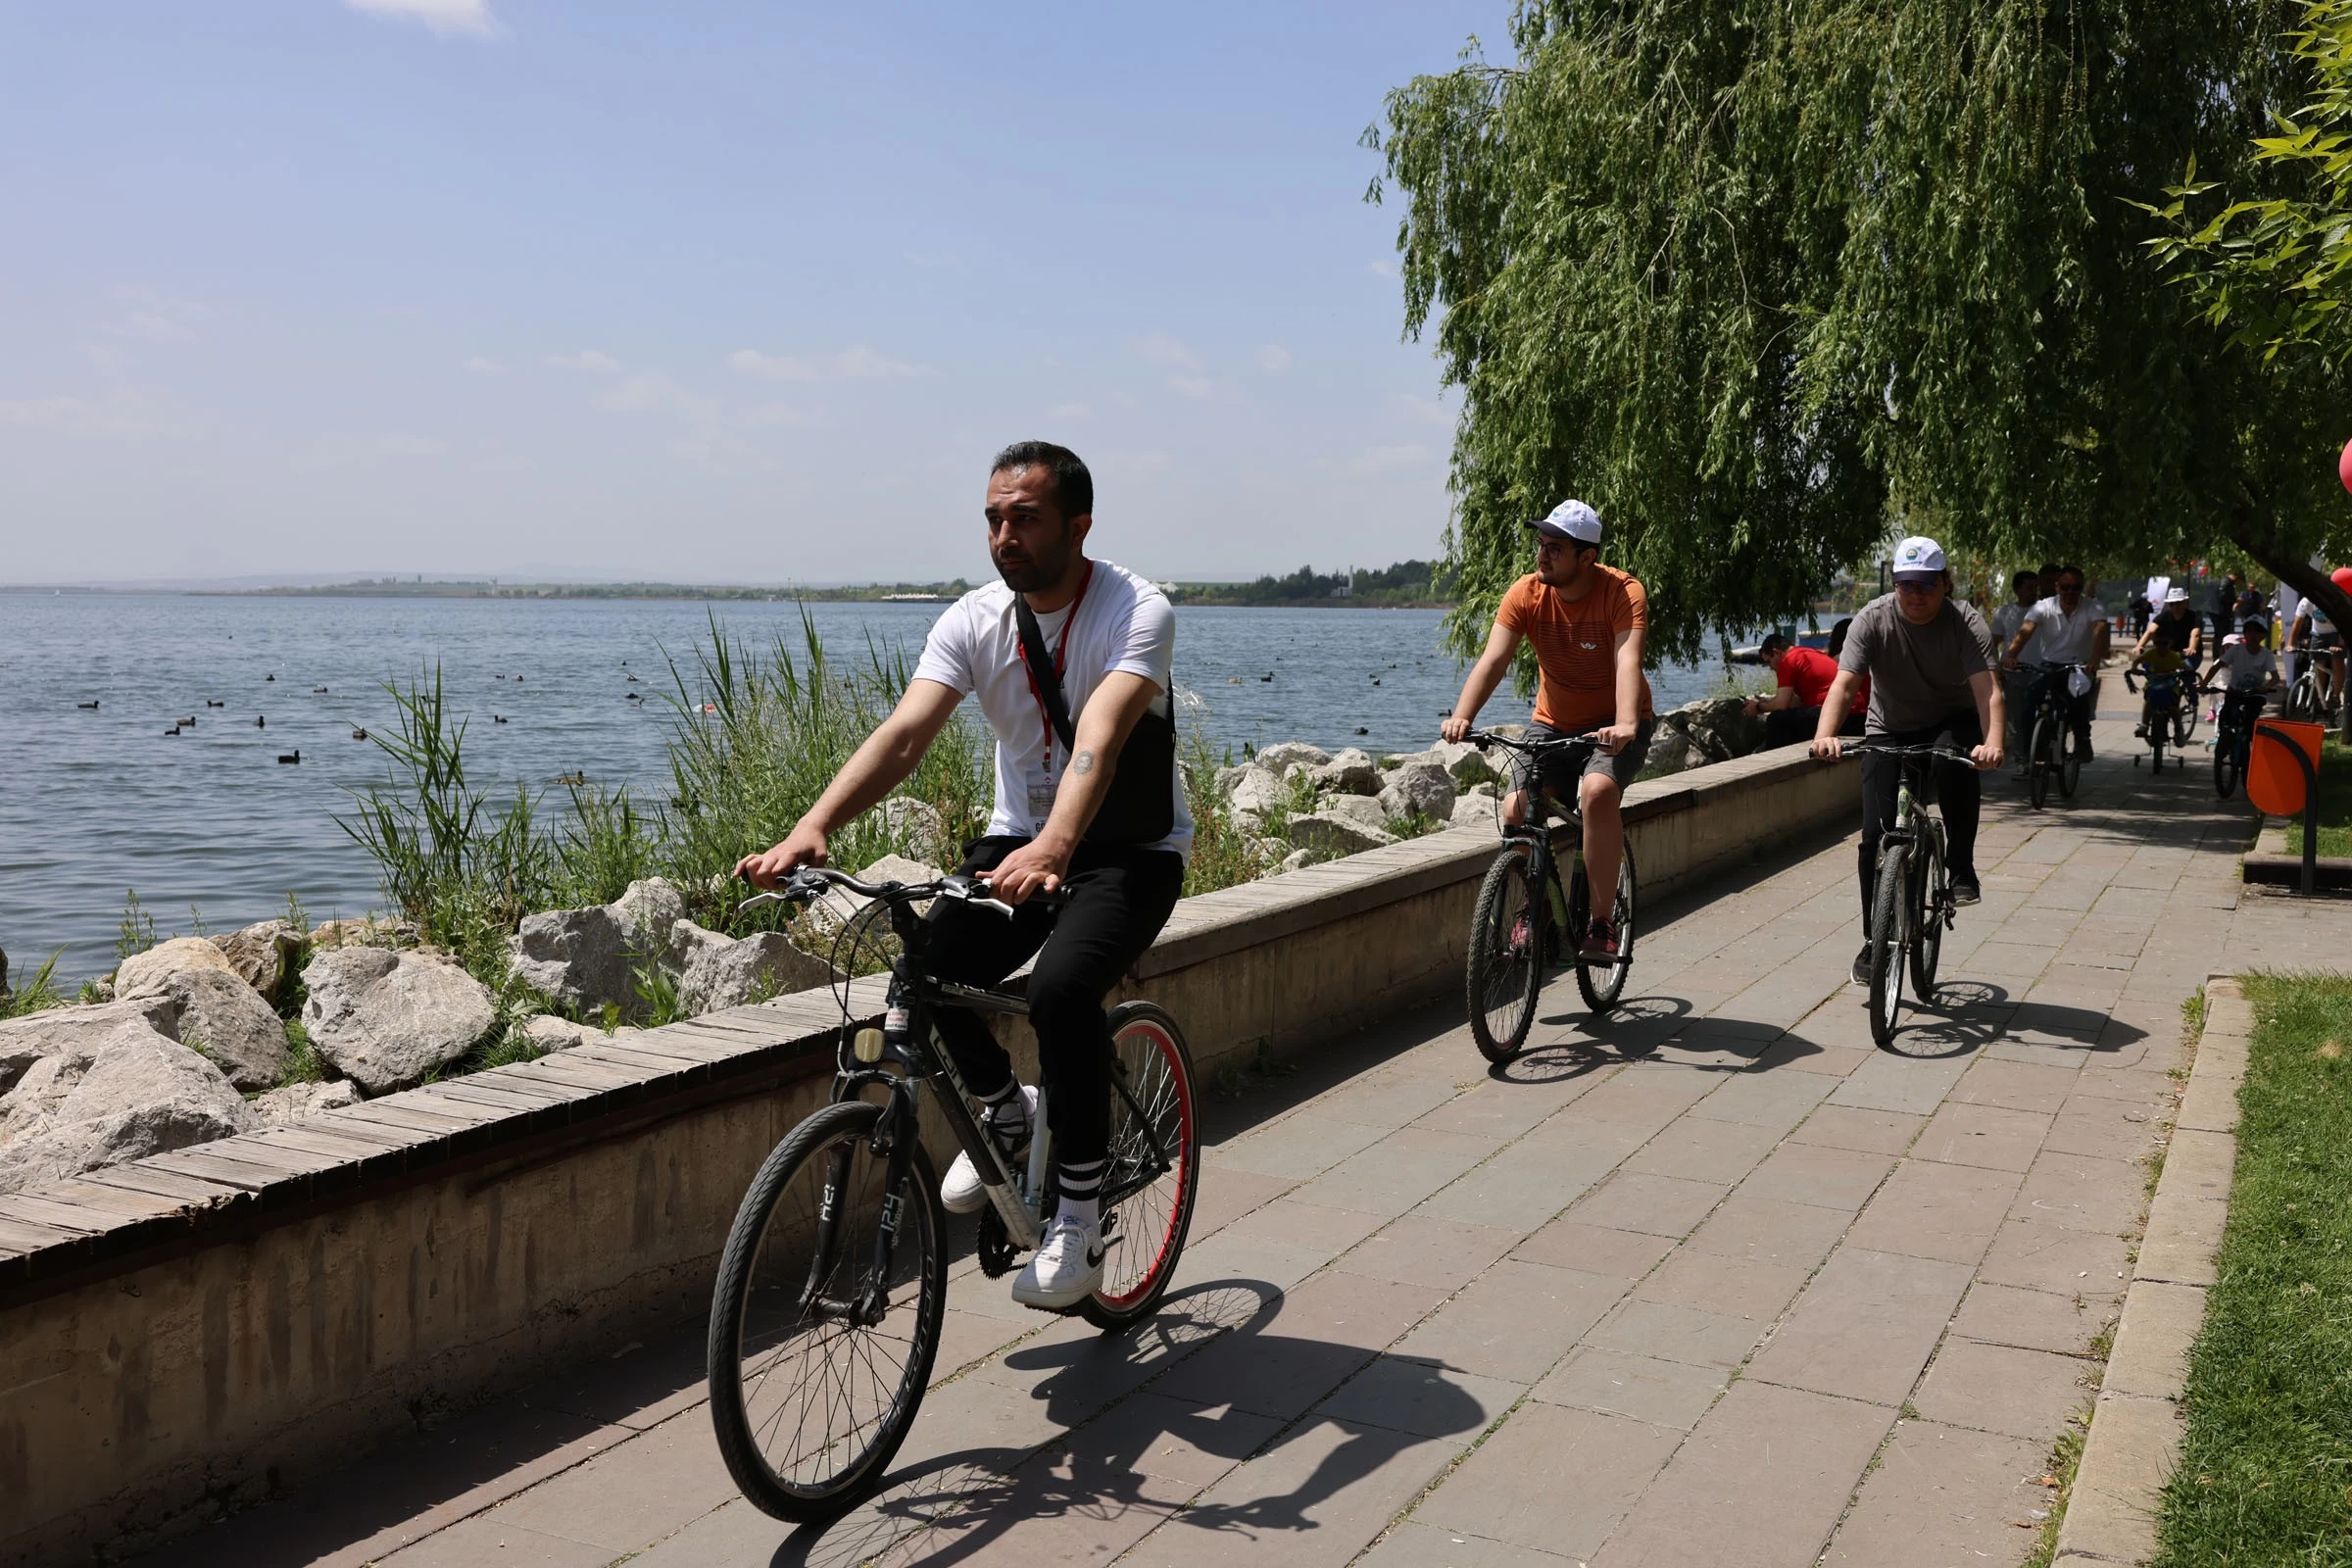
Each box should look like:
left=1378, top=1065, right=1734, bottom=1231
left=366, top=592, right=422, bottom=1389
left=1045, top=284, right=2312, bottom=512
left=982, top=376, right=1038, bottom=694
left=1373, top=0, right=2347, bottom=662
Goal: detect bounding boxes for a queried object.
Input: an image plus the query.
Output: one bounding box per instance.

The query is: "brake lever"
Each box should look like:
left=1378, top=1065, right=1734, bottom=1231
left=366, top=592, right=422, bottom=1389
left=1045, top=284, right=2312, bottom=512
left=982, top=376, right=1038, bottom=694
left=738, top=891, right=796, bottom=910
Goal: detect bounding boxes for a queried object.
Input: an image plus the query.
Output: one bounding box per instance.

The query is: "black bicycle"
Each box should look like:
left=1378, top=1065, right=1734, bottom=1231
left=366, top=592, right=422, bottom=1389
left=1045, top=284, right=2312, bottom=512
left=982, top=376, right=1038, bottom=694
left=1459, top=729, right=1638, bottom=1062
left=2123, top=664, right=2191, bottom=772
left=2016, top=661, right=2089, bottom=809
left=706, top=866, right=1200, bottom=1522
left=2209, top=686, right=2266, bottom=800
left=1843, top=741, right=1973, bottom=1048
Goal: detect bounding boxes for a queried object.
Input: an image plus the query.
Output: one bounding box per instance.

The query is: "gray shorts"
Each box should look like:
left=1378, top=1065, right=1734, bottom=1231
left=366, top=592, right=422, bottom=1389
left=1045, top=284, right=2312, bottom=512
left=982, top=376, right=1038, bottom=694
left=1515, top=717, right=1655, bottom=803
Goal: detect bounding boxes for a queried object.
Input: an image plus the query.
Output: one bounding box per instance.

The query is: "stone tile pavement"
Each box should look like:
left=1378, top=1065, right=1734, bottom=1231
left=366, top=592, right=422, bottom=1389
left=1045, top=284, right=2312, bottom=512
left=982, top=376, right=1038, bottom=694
left=137, top=698, right=2352, bottom=1568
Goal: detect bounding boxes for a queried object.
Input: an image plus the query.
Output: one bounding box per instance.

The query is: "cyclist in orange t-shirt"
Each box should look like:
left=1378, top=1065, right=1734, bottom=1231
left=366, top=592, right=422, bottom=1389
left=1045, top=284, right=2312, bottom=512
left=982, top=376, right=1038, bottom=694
left=1442, top=499, right=1654, bottom=961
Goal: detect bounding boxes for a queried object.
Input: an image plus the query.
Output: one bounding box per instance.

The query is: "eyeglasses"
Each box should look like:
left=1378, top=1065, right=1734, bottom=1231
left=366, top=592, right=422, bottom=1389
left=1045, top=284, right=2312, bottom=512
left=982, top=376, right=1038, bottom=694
left=2058, top=580, right=2084, bottom=594
left=1892, top=578, right=1940, bottom=597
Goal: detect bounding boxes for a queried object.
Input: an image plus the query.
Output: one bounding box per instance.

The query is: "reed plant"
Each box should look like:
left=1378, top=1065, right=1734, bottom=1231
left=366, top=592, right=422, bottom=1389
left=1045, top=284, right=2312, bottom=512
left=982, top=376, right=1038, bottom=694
left=1, top=953, right=66, bottom=1020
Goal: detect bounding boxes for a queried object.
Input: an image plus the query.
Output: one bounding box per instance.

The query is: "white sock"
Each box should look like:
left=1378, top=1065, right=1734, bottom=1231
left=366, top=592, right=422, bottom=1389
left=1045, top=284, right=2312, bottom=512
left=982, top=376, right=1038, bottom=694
left=1056, top=1196, right=1100, bottom=1233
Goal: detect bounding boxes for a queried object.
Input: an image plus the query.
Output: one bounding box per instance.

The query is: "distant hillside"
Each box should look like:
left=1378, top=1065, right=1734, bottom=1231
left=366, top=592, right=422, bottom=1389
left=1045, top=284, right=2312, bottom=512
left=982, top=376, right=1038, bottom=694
left=1171, top=560, right=1451, bottom=608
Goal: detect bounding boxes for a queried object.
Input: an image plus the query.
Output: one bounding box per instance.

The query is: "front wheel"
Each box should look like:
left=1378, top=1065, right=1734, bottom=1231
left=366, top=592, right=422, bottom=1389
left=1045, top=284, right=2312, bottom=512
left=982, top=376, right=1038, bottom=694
left=1571, top=837, right=1638, bottom=1012
left=1466, top=846, right=1544, bottom=1063
left=1908, top=830, right=1944, bottom=1001
left=1082, top=1002, right=1200, bottom=1331
left=1867, top=844, right=1910, bottom=1050
left=2173, top=688, right=2198, bottom=746
left=2058, top=721, right=2082, bottom=799
left=2028, top=712, right=2055, bottom=809
left=708, top=1099, right=946, bottom=1522
left=2214, top=717, right=2241, bottom=799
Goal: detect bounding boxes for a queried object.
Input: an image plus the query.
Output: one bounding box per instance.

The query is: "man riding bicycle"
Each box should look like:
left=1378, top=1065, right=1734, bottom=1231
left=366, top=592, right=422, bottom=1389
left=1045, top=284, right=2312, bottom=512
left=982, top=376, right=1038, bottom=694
left=1999, top=564, right=2108, bottom=760
left=1808, top=536, right=2004, bottom=984
left=2289, top=582, right=2346, bottom=715
left=738, top=440, right=1191, bottom=1311
left=1442, top=498, right=1653, bottom=962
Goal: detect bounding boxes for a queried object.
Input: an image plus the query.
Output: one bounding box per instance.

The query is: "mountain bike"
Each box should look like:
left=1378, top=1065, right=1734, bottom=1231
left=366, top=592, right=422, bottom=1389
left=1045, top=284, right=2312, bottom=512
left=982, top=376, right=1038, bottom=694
left=1459, top=729, right=1638, bottom=1063
left=706, top=865, right=1199, bottom=1522
left=2016, top=661, right=2090, bottom=809
left=1848, top=742, right=1973, bottom=1049
left=2284, top=645, right=2341, bottom=724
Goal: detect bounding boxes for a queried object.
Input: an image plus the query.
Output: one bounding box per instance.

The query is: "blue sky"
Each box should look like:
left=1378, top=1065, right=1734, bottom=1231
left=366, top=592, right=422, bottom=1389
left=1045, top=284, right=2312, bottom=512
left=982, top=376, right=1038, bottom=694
left=0, top=0, right=1506, bottom=585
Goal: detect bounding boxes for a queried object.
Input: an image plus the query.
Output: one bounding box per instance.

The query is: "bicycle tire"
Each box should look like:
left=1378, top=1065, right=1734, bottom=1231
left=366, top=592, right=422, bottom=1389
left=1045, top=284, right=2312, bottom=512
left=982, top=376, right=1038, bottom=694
left=2288, top=675, right=2320, bottom=724
left=2028, top=712, right=2053, bottom=809
left=1867, top=844, right=1909, bottom=1050
left=2058, top=721, right=2082, bottom=799
left=708, top=1099, right=945, bottom=1522
left=1466, top=846, right=1544, bottom=1063
left=1573, top=836, right=1638, bottom=1012
left=2173, top=688, right=2198, bottom=746
left=1082, top=1001, right=1200, bottom=1331
left=1908, top=830, right=1944, bottom=1001
left=2214, top=716, right=2240, bottom=799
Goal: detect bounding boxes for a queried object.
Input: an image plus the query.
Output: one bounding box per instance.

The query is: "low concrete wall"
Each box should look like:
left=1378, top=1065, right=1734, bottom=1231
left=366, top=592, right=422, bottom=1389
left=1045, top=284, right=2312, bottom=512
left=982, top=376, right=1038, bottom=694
left=0, top=744, right=1857, bottom=1566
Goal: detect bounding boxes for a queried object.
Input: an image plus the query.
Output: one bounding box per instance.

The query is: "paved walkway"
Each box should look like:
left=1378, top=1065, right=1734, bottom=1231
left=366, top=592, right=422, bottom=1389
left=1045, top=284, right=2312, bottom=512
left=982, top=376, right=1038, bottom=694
left=146, top=695, right=2352, bottom=1568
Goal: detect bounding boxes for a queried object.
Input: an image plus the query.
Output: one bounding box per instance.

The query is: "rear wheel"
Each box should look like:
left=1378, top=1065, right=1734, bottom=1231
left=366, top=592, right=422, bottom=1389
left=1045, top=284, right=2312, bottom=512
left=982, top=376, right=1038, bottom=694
left=708, top=1100, right=944, bottom=1522
left=1466, top=846, right=1543, bottom=1063
left=2058, top=721, right=2082, bottom=799
left=2028, top=711, right=2054, bottom=809
left=1867, top=844, right=1910, bottom=1050
left=1572, top=837, right=1638, bottom=1012
left=1908, top=830, right=1944, bottom=1001
left=1083, top=1002, right=1200, bottom=1331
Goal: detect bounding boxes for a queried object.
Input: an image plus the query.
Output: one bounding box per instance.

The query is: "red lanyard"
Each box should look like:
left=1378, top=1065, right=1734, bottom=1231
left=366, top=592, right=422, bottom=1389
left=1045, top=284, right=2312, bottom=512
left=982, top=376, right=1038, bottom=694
left=1019, top=561, right=1094, bottom=778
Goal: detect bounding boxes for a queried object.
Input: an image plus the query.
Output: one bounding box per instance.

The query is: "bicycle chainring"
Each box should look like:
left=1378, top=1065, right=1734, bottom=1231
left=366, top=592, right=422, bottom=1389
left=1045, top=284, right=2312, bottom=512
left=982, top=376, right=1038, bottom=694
left=975, top=1205, right=1016, bottom=1279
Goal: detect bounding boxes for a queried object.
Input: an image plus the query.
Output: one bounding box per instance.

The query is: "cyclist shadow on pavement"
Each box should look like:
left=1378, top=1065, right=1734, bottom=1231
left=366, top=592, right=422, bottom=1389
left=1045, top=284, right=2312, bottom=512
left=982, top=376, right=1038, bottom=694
left=771, top=1279, right=1492, bottom=1568
left=1491, top=994, right=1696, bottom=1082
left=1882, top=981, right=2140, bottom=1060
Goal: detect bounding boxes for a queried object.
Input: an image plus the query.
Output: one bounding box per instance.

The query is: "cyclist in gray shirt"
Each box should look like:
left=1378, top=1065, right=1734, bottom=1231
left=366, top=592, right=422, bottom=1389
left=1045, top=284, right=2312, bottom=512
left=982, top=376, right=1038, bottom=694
left=1810, top=536, right=2005, bottom=983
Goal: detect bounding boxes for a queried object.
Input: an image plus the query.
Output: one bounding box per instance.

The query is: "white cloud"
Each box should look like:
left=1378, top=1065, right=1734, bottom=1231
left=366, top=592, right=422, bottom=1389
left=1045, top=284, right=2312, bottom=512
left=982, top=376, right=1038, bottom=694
left=606, top=373, right=718, bottom=420
left=740, top=402, right=808, bottom=427
left=1395, top=393, right=1455, bottom=428
left=1167, top=375, right=1214, bottom=400
left=1256, top=345, right=1293, bottom=372
left=547, top=350, right=620, bottom=373
left=0, top=394, right=150, bottom=433
left=1367, top=260, right=1399, bottom=279
left=463, top=356, right=508, bottom=374
left=1048, top=402, right=1092, bottom=420
left=726, top=345, right=937, bottom=381
left=1137, top=334, right=1200, bottom=369
left=345, top=0, right=501, bottom=36
left=1348, top=442, right=1433, bottom=476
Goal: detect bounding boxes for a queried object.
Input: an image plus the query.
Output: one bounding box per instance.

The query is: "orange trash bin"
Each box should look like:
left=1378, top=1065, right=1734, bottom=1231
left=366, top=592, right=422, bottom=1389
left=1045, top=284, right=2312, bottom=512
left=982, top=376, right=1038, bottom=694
left=2247, top=719, right=2324, bottom=818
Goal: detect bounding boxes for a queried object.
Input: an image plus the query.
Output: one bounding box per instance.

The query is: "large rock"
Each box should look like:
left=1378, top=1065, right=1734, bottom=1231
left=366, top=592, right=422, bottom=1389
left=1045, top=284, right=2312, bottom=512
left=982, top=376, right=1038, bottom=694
left=0, top=1021, right=255, bottom=1196
left=251, top=1079, right=362, bottom=1125
left=148, top=966, right=289, bottom=1090
left=881, top=798, right=950, bottom=862
left=1321, top=794, right=1394, bottom=833
left=678, top=930, right=834, bottom=1015
left=1224, top=763, right=1289, bottom=816
left=1287, top=810, right=1397, bottom=858
left=302, top=948, right=496, bottom=1095
left=210, top=919, right=305, bottom=1003
left=1254, top=741, right=1331, bottom=779
left=308, top=916, right=420, bottom=951
left=509, top=905, right=634, bottom=1017
left=1428, top=740, right=1502, bottom=789
left=114, top=936, right=236, bottom=999
left=613, top=877, right=688, bottom=958
left=1450, top=788, right=1503, bottom=830
left=1306, top=749, right=1382, bottom=797
left=810, top=855, right=948, bottom=932
left=1379, top=760, right=1458, bottom=823
left=0, top=994, right=184, bottom=1097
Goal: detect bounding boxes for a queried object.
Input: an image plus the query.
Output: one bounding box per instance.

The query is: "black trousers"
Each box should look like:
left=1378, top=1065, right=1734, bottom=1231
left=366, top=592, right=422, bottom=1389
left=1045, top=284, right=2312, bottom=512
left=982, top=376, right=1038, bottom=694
left=924, top=836, right=1185, bottom=1169
left=2023, top=666, right=2095, bottom=749
left=1763, top=706, right=1860, bottom=750
left=1857, top=710, right=1984, bottom=932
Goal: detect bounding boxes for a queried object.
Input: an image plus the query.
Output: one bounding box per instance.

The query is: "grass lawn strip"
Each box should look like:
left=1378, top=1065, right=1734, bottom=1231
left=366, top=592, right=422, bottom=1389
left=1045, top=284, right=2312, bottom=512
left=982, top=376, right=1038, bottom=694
left=2156, top=972, right=2352, bottom=1564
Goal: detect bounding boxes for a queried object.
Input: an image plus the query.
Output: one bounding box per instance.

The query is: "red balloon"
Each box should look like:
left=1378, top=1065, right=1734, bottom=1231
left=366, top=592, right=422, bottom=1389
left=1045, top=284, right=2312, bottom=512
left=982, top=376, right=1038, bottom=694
left=2341, top=434, right=2352, bottom=493
left=2334, top=564, right=2352, bottom=595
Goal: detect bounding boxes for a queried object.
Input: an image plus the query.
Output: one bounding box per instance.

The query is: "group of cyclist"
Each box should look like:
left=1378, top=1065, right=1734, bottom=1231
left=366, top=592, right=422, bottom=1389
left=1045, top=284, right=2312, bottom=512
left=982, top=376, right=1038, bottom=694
left=737, top=437, right=2339, bottom=1312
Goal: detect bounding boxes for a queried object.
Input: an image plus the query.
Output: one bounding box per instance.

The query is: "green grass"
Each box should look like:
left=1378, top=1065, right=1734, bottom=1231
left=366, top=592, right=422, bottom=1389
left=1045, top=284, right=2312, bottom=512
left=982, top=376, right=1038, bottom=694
left=0, top=952, right=67, bottom=1019
left=2156, top=972, right=2352, bottom=1565
left=2279, top=737, right=2352, bottom=857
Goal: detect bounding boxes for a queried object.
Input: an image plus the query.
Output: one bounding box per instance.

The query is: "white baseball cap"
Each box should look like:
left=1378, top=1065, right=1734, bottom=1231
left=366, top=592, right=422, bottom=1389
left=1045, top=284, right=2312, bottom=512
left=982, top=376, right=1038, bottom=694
left=1889, top=536, right=1946, bottom=579
left=1529, top=499, right=1602, bottom=544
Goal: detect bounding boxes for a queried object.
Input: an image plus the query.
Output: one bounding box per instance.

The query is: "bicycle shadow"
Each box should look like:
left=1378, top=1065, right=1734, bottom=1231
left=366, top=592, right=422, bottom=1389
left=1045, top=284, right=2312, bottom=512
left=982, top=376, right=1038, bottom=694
left=768, top=1279, right=1493, bottom=1568
left=1879, top=981, right=2142, bottom=1060
left=1494, top=994, right=1695, bottom=1079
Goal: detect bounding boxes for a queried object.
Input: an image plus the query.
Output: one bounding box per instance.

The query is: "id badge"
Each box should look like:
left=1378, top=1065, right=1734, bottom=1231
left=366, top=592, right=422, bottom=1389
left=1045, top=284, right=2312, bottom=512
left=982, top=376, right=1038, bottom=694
left=1027, top=778, right=1056, bottom=822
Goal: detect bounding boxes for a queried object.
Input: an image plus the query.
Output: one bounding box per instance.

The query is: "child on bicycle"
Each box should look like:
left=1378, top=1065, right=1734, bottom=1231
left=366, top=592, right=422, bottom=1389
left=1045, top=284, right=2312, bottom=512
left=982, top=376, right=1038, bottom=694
left=1441, top=499, right=1654, bottom=962
left=2202, top=620, right=2279, bottom=735
left=737, top=441, right=1190, bottom=1310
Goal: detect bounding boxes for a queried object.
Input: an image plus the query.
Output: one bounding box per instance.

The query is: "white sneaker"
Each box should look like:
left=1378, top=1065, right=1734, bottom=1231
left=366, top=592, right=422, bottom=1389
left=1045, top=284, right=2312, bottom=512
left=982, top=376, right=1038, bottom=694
left=1010, top=1211, right=1104, bottom=1310
left=941, top=1085, right=1037, bottom=1215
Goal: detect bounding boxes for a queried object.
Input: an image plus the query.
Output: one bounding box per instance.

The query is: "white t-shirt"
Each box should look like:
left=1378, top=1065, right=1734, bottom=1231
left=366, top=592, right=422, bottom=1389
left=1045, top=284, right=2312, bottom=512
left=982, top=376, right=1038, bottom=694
left=2021, top=595, right=2103, bottom=665
left=2217, top=642, right=2278, bottom=692
left=912, top=559, right=1194, bottom=862
left=1990, top=602, right=2031, bottom=653
left=2295, top=601, right=2337, bottom=636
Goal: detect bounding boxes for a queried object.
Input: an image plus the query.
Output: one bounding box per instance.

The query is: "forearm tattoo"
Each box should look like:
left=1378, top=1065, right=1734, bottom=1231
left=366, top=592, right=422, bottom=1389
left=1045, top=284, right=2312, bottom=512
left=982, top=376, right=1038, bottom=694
left=1071, top=749, right=1097, bottom=775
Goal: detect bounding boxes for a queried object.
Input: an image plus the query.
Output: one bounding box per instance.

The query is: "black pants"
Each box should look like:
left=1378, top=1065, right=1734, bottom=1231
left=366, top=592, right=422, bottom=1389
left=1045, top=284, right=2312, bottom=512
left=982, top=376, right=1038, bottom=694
left=1763, top=706, right=1859, bottom=750
left=924, top=836, right=1185, bottom=1170
left=2023, top=666, right=2094, bottom=750
left=1857, top=710, right=1984, bottom=933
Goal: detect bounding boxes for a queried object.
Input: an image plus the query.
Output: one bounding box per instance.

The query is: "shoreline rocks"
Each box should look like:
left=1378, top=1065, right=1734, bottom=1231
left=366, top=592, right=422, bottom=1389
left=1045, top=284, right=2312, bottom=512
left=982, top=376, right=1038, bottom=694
left=0, top=1010, right=255, bottom=1197
left=302, top=947, right=496, bottom=1095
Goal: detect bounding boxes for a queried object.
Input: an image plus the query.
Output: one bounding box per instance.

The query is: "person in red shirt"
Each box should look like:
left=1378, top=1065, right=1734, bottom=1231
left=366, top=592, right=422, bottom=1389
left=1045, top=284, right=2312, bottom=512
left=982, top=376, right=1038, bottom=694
left=1442, top=499, right=1654, bottom=961
left=1745, top=630, right=1865, bottom=749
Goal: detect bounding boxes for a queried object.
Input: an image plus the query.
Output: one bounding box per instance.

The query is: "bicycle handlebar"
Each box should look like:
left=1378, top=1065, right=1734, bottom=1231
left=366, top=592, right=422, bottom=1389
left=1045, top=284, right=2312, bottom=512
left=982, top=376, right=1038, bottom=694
left=1465, top=727, right=1601, bottom=759
left=1835, top=741, right=1982, bottom=766
left=741, top=866, right=1068, bottom=921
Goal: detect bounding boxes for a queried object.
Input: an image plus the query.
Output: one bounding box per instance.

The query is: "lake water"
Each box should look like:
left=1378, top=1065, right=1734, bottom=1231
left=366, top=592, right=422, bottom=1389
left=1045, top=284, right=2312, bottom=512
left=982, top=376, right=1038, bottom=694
left=0, top=592, right=1735, bottom=982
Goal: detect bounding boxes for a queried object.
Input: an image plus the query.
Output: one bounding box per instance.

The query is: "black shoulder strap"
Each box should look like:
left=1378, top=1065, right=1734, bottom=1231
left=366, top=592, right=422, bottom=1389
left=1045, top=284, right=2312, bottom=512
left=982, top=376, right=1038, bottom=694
left=1013, top=595, right=1077, bottom=751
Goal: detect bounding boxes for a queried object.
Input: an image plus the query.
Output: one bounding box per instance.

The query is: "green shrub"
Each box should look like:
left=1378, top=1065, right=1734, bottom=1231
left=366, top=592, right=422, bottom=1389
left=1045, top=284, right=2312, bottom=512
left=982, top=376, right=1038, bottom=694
left=1, top=953, right=66, bottom=1020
